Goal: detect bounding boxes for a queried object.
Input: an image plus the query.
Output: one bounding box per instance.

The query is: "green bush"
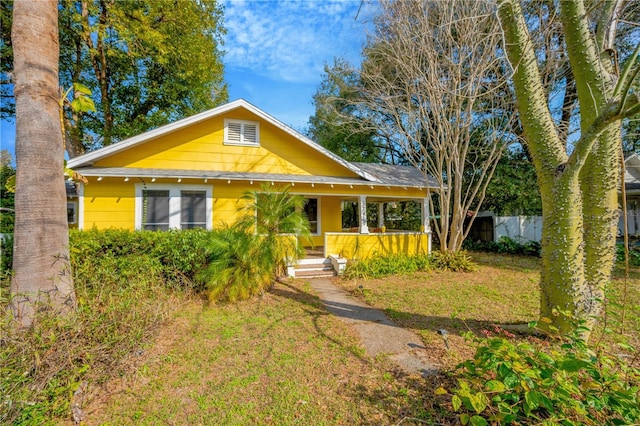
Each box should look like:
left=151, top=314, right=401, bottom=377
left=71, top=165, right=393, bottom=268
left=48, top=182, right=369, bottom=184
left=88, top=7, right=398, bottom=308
left=615, top=242, right=640, bottom=267
left=464, top=236, right=541, bottom=257
left=0, top=233, right=12, bottom=274
left=197, top=185, right=311, bottom=304
left=344, top=253, right=432, bottom=279
left=69, top=228, right=215, bottom=289
left=448, top=324, right=640, bottom=425
left=196, top=226, right=275, bottom=303
left=1, top=250, right=185, bottom=424
left=429, top=250, right=477, bottom=272
left=344, top=250, right=476, bottom=279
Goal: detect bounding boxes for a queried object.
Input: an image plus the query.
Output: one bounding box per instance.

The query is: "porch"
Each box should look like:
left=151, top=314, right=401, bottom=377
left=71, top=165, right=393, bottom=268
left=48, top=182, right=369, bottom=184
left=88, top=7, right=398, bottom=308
left=288, top=229, right=432, bottom=278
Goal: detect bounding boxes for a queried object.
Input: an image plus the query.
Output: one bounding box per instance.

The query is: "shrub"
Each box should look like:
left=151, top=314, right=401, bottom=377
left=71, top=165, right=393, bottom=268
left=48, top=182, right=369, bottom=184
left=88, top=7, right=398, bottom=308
left=447, top=324, right=640, bottom=425
left=615, top=242, right=640, bottom=267
left=198, top=185, right=311, bottom=303
left=196, top=226, right=275, bottom=303
left=0, top=233, right=12, bottom=274
left=429, top=250, right=477, bottom=272
left=344, top=250, right=476, bottom=279
left=69, top=228, right=215, bottom=289
left=344, top=253, right=432, bottom=279
left=463, top=236, right=541, bottom=257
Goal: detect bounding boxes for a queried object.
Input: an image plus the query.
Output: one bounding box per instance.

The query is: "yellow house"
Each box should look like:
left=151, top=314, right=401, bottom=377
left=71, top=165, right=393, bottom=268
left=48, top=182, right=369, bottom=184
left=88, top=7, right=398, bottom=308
left=67, top=99, right=436, bottom=269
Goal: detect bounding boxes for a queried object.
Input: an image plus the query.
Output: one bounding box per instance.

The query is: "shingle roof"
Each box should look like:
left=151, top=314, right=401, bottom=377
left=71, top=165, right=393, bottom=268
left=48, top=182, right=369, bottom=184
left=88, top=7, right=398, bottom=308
left=352, top=163, right=436, bottom=187
left=74, top=166, right=431, bottom=188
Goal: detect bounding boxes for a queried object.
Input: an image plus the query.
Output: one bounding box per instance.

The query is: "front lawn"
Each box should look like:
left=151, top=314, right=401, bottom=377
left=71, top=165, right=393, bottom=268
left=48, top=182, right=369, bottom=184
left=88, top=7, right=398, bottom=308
left=6, top=251, right=637, bottom=424
left=335, top=252, right=640, bottom=371
left=83, top=280, right=446, bottom=425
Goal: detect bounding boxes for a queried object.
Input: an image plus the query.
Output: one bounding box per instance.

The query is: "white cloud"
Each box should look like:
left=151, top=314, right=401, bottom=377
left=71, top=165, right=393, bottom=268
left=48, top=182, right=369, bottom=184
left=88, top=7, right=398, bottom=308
left=222, top=0, right=372, bottom=83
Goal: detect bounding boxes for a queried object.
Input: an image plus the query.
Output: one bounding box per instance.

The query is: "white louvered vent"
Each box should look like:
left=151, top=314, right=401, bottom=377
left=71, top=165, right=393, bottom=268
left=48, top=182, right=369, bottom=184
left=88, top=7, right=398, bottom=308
left=227, top=122, right=242, bottom=143
left=224, top=119, right=259, bottom=146
left=243, top=123, right=257, bottom=144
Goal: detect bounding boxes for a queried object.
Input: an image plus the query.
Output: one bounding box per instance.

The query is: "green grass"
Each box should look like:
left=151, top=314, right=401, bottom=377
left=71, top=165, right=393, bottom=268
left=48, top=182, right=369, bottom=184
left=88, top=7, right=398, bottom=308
left=336, top=252, right=639, bottom=370
left=7, top=251, right=637, bottom=424
left=85, top=281, right=443, bottom=425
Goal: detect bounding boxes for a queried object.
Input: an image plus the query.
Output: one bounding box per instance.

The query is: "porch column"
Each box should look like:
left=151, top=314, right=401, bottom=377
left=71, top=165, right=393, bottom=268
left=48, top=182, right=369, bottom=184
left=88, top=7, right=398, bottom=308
left=422, top=197, right=431, bottom=233
left=422, top=197, right=432, bottom=253
left=359, top=195, right=369, bottom=234
left=377, top=202, right=385, bottom=229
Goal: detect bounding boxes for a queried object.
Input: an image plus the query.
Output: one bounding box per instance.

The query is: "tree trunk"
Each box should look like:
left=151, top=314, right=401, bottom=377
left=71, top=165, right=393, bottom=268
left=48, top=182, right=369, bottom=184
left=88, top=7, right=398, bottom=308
left=497, top=0, right=632, bottom=338
left=11, top=0, right=76, bottom=327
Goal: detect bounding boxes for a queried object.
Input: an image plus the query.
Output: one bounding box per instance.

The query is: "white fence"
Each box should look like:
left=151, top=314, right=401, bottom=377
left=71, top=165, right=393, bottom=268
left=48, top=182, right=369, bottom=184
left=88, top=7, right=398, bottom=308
left=485, top=209, right=639, bottom=244
left=493, top=216, right=542, bottom=243
left=619, top=207, right=640, bottom=237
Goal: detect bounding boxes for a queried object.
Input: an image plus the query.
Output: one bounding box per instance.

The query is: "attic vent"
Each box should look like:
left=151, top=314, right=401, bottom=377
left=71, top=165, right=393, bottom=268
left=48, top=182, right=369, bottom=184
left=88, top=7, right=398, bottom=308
left=224, top=119, right=259, bottom=146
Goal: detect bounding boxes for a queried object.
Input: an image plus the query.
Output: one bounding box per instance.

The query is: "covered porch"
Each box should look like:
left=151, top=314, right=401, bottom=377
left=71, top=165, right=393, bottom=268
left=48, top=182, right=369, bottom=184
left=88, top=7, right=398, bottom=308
left=319, top=194, right=432, bottom=260
left=289, top=193, right=432, bottom=278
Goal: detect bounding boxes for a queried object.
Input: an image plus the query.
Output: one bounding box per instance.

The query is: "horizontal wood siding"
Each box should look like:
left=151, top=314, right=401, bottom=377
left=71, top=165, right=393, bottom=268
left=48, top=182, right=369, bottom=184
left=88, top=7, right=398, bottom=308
left=325, top=233, right=429, bottom=260
left=81, top=177, right=426, bottom=237
left=83, top=181, right=136, bottom=229
left=92, top=112, right=359, bottom=178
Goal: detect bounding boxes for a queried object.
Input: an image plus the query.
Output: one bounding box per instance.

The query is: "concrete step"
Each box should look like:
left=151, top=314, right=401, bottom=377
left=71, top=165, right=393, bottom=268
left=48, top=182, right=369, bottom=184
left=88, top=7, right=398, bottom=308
left=294, top=268, right=337, bottom=278
left=292, top=257, right=336, bottom=278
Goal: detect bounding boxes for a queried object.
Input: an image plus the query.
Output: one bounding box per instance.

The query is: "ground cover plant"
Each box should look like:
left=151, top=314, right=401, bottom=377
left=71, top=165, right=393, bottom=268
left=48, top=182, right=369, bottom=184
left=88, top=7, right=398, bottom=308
left=343, top=250, right=476, bottom=279
left=1, top=229, right=216, bottom=424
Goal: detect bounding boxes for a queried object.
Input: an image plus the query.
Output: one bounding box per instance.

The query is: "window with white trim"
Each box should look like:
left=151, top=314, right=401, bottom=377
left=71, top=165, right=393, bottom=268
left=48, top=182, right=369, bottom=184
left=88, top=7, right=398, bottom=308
left=142, top=190, right=170, bottom=230
left=135, top=184, right=212, bottom=230
left=224, top=119, right=259, bottom=146
left=304, top=198, right=319, bottom=235
left=67, top=202, right=77, bottom=224
left=180, top=190, right=207, bottom=229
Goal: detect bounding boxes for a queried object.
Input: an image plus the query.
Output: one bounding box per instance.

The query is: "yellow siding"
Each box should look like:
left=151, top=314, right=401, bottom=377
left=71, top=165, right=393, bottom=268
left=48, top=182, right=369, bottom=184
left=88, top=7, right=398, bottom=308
left=83, top=180, right=136, bottom=230
left=81, top=176, right=427, bottom=241
left=325, top=233, right=430, bottom=260
left=93, top=112, right=359, bottom=178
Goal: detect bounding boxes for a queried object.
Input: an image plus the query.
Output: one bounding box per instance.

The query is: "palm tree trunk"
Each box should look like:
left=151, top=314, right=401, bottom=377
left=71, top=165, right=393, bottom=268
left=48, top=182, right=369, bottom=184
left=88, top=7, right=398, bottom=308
left=11, top=0, right=76, bottom=327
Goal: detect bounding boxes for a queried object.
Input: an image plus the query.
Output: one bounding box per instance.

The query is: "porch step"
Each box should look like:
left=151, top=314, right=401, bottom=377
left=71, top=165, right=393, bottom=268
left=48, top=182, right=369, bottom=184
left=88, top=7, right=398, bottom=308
left=292, top=258, right=337, bottom=278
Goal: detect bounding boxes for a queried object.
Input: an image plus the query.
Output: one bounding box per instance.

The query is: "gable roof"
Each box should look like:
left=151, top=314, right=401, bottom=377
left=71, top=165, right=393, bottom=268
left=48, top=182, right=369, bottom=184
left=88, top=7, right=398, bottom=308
left=67, top=99, right=380, bottom=183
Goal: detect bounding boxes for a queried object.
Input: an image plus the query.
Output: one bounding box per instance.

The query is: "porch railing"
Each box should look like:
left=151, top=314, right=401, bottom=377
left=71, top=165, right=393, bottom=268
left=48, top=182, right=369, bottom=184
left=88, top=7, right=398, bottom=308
left=323, top=231, right=431, bottom=260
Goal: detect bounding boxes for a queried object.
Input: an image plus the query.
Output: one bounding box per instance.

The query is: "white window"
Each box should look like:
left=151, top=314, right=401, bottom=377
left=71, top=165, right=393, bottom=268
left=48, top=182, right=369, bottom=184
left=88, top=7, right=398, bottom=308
left=304, top=197, right=320, bottom=235
left=135, top=184, right=212, bottom=230
left=67, top=202, right=77, bottom=224
left=224, top=119, right=259, bottom=146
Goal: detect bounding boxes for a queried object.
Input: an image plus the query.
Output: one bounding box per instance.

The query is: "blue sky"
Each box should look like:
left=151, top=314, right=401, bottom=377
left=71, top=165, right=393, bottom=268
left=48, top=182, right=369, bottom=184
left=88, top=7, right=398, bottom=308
left=0, top=0, right=375, bottom=162
left=221, top=0, right=373, bottom=130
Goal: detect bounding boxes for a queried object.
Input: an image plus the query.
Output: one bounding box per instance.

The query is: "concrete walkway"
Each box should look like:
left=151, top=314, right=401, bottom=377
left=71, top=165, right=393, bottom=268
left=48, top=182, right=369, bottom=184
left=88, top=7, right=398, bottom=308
left=307, top=278, right=438, bottom=377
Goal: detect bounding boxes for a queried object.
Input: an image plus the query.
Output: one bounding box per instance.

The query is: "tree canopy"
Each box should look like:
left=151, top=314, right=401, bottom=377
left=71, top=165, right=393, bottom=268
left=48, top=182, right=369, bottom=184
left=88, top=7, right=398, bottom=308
left=308, top=59, right=390, bottom=164
left=2, top=0, right=228, bottom=157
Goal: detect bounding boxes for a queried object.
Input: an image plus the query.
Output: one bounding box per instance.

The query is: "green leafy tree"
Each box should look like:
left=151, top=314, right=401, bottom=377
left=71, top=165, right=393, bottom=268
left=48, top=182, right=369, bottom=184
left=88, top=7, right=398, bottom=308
left=58, top=0, right=227, bottom=156
left=623, top=117, right=640, bottom=156
left=0, top=0, right=228, bottom=157
left=308, top=59, right=391, bottom=164
left=0, top=0, right=13, bottom=120
left=497, top=0, right=640, bottom=336
left=0, top=150, right=15, bottom=234
left=482, top=148, right=542, bottom=216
